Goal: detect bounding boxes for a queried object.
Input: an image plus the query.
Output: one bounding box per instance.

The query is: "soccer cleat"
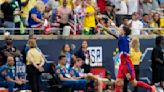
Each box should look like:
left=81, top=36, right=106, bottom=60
left=151, top=85, right=156, bottom=92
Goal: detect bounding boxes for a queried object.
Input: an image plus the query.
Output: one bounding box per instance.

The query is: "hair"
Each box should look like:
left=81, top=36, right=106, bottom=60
left=155, top=36, right=164, bottom=46
left=143, top=13, right=148, bottom=17
left=35, top=0, right=44, bottom=11
left=123, top=26, right=131, bottom=36
left=58, top=55, right=66, bottom=60
left=60, top=44, right=70, bottom=55
left=123, top=17, right=128, bottom=21
left=28, top=39, right=37, bottom=48
left=76, top=58, right=83, bottom=63
left=28, top=34, right=35, bottom=39
left=131, top=37, right=140, bottom=52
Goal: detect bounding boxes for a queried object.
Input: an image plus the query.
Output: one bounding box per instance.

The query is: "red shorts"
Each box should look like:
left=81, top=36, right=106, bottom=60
left=116, top=53, right=136, bottom=81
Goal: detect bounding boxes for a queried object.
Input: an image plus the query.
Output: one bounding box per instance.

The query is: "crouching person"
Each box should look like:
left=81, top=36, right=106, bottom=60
left=0, top=56, right=26, bottom=92
left=54, top=55, right=87, bottom=91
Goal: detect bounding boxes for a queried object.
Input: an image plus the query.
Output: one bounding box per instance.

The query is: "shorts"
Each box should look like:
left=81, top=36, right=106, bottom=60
left=116, top=53, right=136, bottom=81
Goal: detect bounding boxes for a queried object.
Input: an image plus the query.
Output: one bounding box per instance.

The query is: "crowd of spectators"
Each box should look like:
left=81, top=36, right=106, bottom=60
left=0, top=0, right=164, bottom=35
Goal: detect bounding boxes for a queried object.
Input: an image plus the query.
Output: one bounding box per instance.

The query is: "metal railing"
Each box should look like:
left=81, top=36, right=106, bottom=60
left=0, top=27, right=164, bottom=35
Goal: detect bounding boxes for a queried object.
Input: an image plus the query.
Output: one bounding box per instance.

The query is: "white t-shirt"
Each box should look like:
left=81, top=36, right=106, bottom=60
left=129, top=20, right=143, bottom=35
left=127, top=0, right=138, bottom=15
left=116, top=1, right=128, bottom=15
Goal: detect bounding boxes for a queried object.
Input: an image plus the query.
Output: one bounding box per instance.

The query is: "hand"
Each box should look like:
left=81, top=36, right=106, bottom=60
left=38, top=66, right=44, bottom=72
left=15, top=80, right=23, bottom=85
left=126, top=73, right=131, bottom=80
left=20, top=79, right=27, bottom=84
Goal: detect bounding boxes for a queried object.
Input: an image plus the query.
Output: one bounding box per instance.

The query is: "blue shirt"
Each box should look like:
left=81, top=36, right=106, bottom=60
left=55, top=64, right=70, bottom=78
left=0, top=64, right=16, bottom=81
left=70, top=67, right=82, bottom=77
left=118, top=36, right=130, bottom=53
left=28, top=7, right=42, bottom=27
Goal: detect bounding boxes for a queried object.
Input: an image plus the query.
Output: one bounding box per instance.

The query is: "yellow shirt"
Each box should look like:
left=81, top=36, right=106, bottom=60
left=130, top=48, right=142, bottom=65
left=21, top=0, right=36, bottom=18
left=83, top=5, right=96, bottom=28
left=160, top=18, right=164, bottom=34
left=59, top=0, right=72, bottom=8
left=26, top=48, right=43, bottom=65
left=0, top=0, right=5, bottom=18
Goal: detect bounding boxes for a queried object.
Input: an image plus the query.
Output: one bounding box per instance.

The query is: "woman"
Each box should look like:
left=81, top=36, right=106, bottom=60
left=26, top=39, right=45, bottom=92
left=130, top=37, right=142, bottom=92
left=83, top=0, right=96, bottom=35
left=60, top=44, right=76, bottom=68
left=75, top=40, right=91, bottom=73
left=28, top=0, right=44, bottom=28
left=150, top=13, right=160, bottom=34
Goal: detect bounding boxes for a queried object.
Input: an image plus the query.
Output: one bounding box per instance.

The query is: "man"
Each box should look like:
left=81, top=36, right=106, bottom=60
left=55, top=55, right=87, bottom=91
left=141, top=14, right=151, bottom=34
left=119, top=17, right=129, bottom=28
left=151, top=36, right=164, bottom=89
left=57, top=0, right=72, bottom=35
left=0, top=36, right=22, bottom=65
left=0, top=56, right=26, bottom=92
left=129, top=12, right=143, bottom=35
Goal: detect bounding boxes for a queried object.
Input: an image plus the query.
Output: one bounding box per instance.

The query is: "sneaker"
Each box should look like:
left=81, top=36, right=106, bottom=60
left=151, top=85, right=156, bottom=92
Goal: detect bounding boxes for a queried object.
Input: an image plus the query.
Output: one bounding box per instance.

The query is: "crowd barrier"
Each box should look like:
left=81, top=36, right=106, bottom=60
left=0, top=27, right=164, bottom=35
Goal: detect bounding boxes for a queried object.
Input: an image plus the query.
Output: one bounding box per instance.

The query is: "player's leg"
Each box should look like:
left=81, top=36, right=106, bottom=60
left=115, top=78, right=124, bottom=92
left=129, top=79, right=156, bottom=92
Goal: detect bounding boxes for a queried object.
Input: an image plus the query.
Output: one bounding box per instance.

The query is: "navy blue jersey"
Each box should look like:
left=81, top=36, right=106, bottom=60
left=118, top=36, right=130, bottom=53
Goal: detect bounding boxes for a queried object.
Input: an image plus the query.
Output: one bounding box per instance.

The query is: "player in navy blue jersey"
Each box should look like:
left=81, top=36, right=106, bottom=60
left=104, top=23, right=156, bottom=92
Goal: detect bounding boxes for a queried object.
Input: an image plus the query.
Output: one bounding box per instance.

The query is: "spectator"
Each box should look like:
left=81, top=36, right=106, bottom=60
left=127, top=0, right=139, bottom=15
left=1, top=0, right=17, bottom=34
left=28, top=0, right=44, bottom=28
left=47, top=0, right=59, bottom=23
left=103, top=3, right=115, bottom=20
left=55, top=55, right=87, bottom=91
left=26, top=39, right=45, bottom=92
left=75, top=40, right=90, bottom=73
left=150, top=13, right=160, bottom=34
left=70, top=58, right=103, bottom=92
left=151, top=36, right=164, bottom=89
left=140, top=0, right=159, bottom=14
left=83, top=0, right=96, bottom=35
left=130, top=37, right=142, bottom=92
left=51, top=10, right=61, bottom=34
left=59, top=0, right=73, bottom=9
left=0, top=0, right=5, bottom=27
left=119, top=17, right=129, bottom=28
left=0, top=56, right=26, bottom=92
left=60, top=44, right=76, bottom=68
left=21, top=0, right=36, bottom=26
left=57, top=0, right=72, bottom=35
left=115, top=0, right=128, bottom=26
left=0, top=36, right=22, bottom=65
left=129, top=12, right=143, bottom=35
left=141, top=13, right=151, bottom=34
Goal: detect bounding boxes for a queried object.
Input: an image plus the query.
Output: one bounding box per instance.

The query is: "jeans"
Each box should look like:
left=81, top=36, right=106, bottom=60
left=3, top=21, right=15, bottom=35
left=61, top=79, right=87, bottom=90
left=0, top=81, right=15, bottom=92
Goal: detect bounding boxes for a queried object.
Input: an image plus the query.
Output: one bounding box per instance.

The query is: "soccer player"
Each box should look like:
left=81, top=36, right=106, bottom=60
left=105, top=23, right=156, bottom=92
